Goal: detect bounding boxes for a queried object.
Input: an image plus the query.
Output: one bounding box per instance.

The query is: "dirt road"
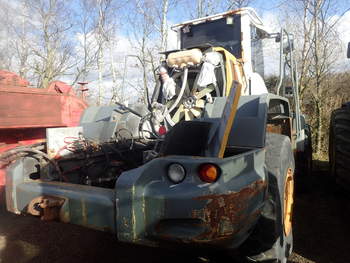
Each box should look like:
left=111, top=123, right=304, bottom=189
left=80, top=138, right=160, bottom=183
left=1, top=167, right=349, bottom=263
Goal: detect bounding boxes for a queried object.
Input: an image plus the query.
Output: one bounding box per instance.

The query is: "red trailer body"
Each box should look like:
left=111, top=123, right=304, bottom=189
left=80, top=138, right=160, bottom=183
left=0, top=70, right=88, bottom=202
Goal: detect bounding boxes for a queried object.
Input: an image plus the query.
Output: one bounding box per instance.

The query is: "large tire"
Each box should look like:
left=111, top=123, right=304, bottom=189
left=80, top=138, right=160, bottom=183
left=295, top=124, right=312, bottom=193
left=329, top=103, right=350, bottom=186
left=303, top=124, right=313, bottom=177
left=241, top=133, right=295, bottom=263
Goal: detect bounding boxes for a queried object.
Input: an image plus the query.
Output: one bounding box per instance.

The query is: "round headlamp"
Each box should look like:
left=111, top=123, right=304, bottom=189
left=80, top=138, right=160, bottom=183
left=167, top=163, right=186, bottom=183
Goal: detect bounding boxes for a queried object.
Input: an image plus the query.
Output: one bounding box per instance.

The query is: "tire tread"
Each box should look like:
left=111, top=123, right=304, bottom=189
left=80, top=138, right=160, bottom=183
left=330, top=106, right=350, bottom=180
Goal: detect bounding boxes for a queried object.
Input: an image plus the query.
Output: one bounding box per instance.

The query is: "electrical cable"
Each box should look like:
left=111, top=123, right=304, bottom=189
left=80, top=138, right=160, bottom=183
left=0, top=147, right=67, bottom=182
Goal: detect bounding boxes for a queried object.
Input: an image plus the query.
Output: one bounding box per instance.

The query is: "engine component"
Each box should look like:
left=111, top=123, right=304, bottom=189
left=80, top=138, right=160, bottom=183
left=167, top=48, right=203, bottom=68
left=115, top=103, right=152, bottom=140
left=197, top=52, right=222, bottom=87
left=151, top=102, right=167, bottom=133
left=159, top=66, right=176, bottom=100
left=46, top=127, right=84, bottom=159
left=143, top=150, right=159, bottom=163
left=161, top=50, right=226, bottom=126
left=80, top=103, right=156, bottom=143
left=164, top=68, right=215, bottom=126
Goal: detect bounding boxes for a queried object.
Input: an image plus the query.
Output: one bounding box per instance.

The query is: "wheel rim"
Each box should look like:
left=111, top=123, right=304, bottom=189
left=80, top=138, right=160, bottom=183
left=284, top=168, right=294, bottom=236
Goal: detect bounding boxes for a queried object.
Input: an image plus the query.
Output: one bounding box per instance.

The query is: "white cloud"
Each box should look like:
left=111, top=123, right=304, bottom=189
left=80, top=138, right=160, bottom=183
left=336, top=11, right=350, bottom=69
left=261, top=11, right=282, bottom=33
left=260, top=12, right=281, bottom=76
left=336, top=11, right=350, bottom=44
left=167, top=22, right=179, bottom=50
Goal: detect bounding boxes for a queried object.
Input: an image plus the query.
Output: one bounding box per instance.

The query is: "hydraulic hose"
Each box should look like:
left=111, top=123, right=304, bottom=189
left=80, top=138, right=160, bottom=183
left=0, top=147, right=67, bottom=182
left=167, top=67, right=188, bottom=114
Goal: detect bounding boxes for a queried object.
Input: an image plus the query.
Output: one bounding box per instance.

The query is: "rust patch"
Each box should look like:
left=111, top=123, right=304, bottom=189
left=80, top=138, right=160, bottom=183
left=266, top=123, right=283, bottom=134
left=266, top=117, right=292, bottom=140
left=191, top=180, right=266, bottom=241
left=27, top=195, right=65, bottom=221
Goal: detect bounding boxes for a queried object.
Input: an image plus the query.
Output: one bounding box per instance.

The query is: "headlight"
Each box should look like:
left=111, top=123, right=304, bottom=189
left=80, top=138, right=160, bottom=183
left=167, top=163, right=186, bottom=183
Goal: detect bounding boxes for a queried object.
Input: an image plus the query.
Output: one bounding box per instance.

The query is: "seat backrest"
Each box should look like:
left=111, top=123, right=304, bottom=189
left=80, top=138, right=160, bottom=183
left=228, top=95, right=268, bottom=148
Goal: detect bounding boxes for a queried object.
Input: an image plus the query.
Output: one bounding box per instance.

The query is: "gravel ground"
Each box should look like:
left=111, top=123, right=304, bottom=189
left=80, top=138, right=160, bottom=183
left=0, top=165, right=349, bottom=263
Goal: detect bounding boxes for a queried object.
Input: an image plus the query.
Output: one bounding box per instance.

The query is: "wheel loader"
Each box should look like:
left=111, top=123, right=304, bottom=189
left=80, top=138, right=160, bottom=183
left=1, top=8, right=311, bottom=262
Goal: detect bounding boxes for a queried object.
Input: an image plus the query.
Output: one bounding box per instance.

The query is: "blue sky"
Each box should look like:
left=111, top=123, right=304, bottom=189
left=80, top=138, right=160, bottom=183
left=165, top=0, right=350, bottom=24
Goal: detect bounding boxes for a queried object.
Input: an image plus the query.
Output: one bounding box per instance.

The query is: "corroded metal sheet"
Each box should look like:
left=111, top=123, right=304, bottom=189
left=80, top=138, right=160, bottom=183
left=191, top=180, right=266, bottom=241
left=117, top=148, right=267, bottom=247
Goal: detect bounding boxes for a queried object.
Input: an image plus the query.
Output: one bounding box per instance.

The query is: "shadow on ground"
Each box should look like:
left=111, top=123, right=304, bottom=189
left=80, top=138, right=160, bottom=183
left=0, top=207, right=198, bottom=263
left=289, top=160, right=350, bottom=263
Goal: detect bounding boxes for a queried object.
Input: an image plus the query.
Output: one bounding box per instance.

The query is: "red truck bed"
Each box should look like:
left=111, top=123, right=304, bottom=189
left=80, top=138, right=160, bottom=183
left=0, top=70, right=88, bottom=202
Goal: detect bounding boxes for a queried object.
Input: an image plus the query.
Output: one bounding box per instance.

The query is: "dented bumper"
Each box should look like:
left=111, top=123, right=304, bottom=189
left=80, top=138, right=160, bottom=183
left=116, top=148, right=267, bottom=248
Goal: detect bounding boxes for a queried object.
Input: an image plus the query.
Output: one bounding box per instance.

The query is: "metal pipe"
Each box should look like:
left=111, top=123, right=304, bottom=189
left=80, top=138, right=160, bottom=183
left=0, top=147, right=66, bottom=182
left=0, top=144, right=44, bottom=159
left=284, top=29, right=301, bottom=135
left=276, top=29, right=284, bottom=96
left=114, top=101, right=143, bottom=118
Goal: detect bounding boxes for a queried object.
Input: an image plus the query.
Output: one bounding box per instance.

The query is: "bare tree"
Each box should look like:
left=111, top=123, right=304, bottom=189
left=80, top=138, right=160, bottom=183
left=0, top=1, right=15, bottom=70
left=134, top=18, right=155, bottom=103
left=303, top=0, right=346, bottom=155
left=92, top=0, right=121, bottom=105
left=192, top=0, right=253, bottom=18
left=195, top=0, right=220, bottom=18
left=225, top=0, right=252, bottom=10
left=20, top=0, right=77, bottom=88
left=103, top=3, right=123, bottom=104
left=160, top=0, right=169, bottom=52
left=284, top=0, right=350, bottom=156
left=71, top=0, right=100, bottom=85
left=123, top=0, right=182, bottom=104
left=96, top=0, right=107, bottom=104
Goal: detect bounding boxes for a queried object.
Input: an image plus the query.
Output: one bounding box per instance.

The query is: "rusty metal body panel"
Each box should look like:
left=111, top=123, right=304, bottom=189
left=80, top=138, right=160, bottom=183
left=6, top=147, right=266, bottom=248
left=115, top=148, right=266, bottom=248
